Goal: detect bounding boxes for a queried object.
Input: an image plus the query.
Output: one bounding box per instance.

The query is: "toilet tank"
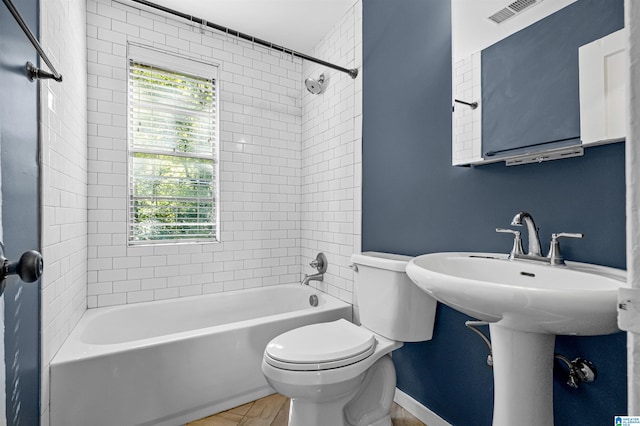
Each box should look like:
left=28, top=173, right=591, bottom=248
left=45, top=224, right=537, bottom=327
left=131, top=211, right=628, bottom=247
left=350, top=252, right=437, bottom=342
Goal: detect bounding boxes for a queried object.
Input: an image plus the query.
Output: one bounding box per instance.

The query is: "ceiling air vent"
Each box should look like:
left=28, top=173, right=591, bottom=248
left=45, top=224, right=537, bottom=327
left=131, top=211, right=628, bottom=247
left=488, top=0, right=542, bottom=24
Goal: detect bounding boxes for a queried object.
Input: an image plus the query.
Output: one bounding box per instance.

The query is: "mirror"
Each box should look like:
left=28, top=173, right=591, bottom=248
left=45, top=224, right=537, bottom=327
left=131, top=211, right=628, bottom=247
left=451, top=0, right=625, bottom=166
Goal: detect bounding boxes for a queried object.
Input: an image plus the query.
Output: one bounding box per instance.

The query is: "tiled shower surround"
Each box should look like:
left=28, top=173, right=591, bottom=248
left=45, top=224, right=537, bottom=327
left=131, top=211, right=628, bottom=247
left=40, top=0, right=88, bottom=422
left=301, top=2, right=362, bottom=302
left=86, top=0, right=362, bottom=308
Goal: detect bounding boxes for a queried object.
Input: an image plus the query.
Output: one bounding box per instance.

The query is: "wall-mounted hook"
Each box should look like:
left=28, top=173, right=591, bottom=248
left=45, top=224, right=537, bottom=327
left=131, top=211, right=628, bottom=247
left=454, top=99, right=478, bottom=110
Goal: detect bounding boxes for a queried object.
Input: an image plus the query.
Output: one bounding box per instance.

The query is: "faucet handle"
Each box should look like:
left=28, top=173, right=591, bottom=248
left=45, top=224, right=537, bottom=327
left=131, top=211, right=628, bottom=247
left=547, top=233, right=584, bottom=265
left=309, top=253, right=328, bottom=273
left=552, top=232, right=584, bottom=240
left=496, top=228, right=524, bottom=258
left=496, top=228, right=519, bottom=235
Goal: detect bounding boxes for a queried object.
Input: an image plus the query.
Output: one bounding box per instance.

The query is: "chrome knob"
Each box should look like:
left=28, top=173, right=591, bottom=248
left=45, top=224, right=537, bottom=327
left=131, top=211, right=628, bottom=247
left=7, top=250, right=43, bottom=283
left=309, top=253, right=327, bottom=273
left=0, top=243, right=43, bottom=289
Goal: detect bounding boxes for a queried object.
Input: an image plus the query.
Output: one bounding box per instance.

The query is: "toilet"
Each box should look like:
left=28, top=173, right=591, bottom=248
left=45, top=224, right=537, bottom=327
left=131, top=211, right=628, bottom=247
left=261, top=252, right=438, bottom=426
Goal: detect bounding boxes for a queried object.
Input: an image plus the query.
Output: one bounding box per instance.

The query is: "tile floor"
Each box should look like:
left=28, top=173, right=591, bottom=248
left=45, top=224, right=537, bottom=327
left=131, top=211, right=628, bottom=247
left=187, top=393, right=426, bottom=426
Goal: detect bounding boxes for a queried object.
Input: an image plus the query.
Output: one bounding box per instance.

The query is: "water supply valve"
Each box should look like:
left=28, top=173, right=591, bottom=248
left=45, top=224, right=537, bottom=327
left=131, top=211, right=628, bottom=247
left=0, top=242, right=43, bottom=295
left=554, top=354, right=596, bottom=389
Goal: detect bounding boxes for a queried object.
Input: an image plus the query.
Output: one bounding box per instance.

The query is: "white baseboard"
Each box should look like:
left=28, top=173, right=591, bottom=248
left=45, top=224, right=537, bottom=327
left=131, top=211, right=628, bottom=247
left=394, top=388, right=451, bottom=426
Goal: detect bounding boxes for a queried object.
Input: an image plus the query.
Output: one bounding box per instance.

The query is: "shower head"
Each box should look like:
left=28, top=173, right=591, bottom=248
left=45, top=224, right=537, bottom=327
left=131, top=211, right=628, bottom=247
left=304, top=73, right=326, bottom=94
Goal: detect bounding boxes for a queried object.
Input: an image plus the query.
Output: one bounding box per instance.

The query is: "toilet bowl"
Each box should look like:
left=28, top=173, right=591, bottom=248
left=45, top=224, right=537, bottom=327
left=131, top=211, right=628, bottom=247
left=262, top=319, right=401, bottom=426
left=261, top=252, right=438, bottom=426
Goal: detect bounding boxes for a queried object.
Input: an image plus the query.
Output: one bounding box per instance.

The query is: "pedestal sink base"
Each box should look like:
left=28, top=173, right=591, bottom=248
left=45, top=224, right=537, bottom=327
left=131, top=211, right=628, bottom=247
left=490, top=324, right=555, bottom=426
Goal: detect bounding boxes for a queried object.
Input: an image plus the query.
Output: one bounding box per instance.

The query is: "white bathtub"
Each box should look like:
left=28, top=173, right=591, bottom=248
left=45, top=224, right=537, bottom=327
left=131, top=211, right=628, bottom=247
left=50, top=284, right=352, bottom=426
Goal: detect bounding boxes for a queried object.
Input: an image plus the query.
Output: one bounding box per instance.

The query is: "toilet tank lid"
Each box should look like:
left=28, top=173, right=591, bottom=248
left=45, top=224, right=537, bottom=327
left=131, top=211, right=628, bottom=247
left=350, top=252, right=414, bottom=272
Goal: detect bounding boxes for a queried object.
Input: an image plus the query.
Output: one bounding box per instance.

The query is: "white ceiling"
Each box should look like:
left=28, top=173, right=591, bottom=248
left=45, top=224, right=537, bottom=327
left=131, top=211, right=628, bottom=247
left=452, top=0, right=577, bottom=59
left=147, top=0, right=356, bottom=54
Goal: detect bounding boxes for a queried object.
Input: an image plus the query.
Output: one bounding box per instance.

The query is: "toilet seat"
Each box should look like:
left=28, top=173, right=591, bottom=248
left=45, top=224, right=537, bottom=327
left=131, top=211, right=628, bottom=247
left=264, top=319, right=377, bottom=371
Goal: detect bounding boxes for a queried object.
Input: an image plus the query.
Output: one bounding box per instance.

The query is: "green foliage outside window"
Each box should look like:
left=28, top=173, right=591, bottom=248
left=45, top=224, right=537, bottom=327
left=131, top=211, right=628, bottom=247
left=129, top=62, right=217, bottom=243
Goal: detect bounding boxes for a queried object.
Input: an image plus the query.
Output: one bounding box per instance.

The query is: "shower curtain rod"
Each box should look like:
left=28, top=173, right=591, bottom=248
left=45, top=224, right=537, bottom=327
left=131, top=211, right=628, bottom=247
left=130, top=0, right=359, bottom=79
left=2, top=0, right=63, bottom=82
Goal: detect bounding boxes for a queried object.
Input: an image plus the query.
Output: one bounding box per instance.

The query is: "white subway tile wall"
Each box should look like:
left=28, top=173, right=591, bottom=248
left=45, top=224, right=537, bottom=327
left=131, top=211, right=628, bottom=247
left=301, top=1, right=362, bottom=304
left=40, top=0, right=88, bottom=423
left=39, top=0, right=361, bottom=422
left=452, top=53, right=482, bottom=165
left=86, top=0, right=360, bottom=308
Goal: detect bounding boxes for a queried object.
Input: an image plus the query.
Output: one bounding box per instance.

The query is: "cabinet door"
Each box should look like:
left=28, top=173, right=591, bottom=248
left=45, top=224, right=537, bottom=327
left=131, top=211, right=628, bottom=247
left=579, top=28, right=627, bottom=145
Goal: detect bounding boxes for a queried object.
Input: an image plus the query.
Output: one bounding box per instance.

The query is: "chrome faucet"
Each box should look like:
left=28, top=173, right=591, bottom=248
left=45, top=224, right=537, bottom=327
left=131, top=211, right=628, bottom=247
left=301, top=253, right=327, bottom=285
left=510, top=211, right=542, bottom=256
left=498, top=211, right=584, bottom=266
left=301, top=272, right=324, bottom=286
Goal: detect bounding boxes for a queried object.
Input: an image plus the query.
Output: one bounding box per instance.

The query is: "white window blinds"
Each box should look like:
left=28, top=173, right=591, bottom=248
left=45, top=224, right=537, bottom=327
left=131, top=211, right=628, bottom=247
left=128, top=57, right=218, bottom=244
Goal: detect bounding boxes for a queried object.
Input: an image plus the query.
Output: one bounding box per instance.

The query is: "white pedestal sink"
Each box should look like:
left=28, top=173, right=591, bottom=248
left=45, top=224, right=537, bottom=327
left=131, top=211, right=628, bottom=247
left=406, top=252, right=627, bottom=426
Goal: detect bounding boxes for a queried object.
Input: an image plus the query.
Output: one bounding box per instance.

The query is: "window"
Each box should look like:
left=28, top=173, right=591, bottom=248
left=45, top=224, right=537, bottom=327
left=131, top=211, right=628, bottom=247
left=127, top=46, right=219, bottom=244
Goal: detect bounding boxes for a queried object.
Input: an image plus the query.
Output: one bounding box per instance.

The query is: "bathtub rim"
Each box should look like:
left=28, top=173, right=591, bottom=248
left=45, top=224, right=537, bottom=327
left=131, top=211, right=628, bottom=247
left=51, top=284, right=351, bottom=365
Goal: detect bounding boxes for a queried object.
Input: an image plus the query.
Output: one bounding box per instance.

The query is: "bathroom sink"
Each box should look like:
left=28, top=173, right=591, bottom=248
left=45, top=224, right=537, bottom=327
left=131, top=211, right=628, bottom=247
left=406, top=252, right=627, bottom=336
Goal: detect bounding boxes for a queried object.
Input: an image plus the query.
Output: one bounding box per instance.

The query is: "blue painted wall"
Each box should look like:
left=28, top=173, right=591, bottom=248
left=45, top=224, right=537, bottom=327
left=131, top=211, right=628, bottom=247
left=362, top=1, right=626, bottom=425
left=0, top=0, right=42, bottom=424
